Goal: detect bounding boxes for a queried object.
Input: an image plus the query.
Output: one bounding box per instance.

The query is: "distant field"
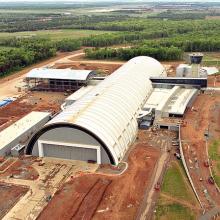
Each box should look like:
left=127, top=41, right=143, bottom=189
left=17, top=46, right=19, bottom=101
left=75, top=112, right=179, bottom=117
left=0, top=29, right=115, bottom=40
left=206, top=16, right=220, bottom=20
left=203, top=52, right=220, bottom=67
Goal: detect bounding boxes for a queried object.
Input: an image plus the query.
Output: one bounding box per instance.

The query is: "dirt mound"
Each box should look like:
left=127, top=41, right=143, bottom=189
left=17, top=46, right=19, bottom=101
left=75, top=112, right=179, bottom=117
left=37, top=145, right=160, bottom=220
left=0, top=182, right=28, bottom=219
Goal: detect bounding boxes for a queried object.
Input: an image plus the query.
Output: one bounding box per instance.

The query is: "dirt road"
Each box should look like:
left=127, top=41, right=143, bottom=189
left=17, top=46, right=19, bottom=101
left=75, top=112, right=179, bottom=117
left=139, top=152, right=169, bottom=220
left=0, top=51, right=83, bottom=100
left=181, top=92, right=220, bottom=210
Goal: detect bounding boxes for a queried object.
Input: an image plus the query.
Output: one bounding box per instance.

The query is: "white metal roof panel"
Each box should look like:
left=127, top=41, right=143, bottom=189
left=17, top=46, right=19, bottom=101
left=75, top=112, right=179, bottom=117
left=65, top=86, right=95, bottom=101
left=36, top=56, right=166, bottom=164
left=201, top=67, right=219, bottom=75
left=0, top=111, right=51, bottom=150
left=26, top=68, right=94, bottom=81
left=168, top=88, right=198, bottom=115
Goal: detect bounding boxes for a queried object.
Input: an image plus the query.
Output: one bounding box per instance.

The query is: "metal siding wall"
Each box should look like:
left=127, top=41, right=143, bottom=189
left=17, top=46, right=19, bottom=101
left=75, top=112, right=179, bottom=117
left=43, top=144, right=97, bottom=162
left=0, top=114, right=50, bottom=156
left=32, top=127, right=110, bottom=164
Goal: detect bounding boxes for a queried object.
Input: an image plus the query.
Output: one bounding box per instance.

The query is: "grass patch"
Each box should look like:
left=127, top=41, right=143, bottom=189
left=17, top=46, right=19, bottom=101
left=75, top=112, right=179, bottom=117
left=203, top=52, right=220, bottom=67
left=161, top=161, right=196, bottom=204
left=0, top=29, right=115, bottom=41
left=209, top=140, right=220, bottom=187
left=155, top=196, right=196, bottom=220
left=209, top=140, right=220, bottom=161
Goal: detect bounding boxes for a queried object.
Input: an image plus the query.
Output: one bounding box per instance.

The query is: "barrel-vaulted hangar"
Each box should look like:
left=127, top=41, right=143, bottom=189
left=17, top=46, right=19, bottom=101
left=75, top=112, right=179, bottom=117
left=26, top=57, right=166, bottom=165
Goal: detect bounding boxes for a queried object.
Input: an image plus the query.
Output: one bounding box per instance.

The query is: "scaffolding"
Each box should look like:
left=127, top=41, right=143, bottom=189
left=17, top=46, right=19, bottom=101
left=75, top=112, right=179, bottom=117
left=26, top=68, right=96, bottom=92
left=26, top=78, right=89, bottom=92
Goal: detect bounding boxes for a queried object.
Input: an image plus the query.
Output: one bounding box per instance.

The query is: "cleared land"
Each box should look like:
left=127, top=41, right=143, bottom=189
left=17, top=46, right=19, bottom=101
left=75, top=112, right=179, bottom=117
left=181, top=92, right=220, bottom=210
left=0, top=29, right=115, bottom=40
left=0, top=157, right=98, bottom=219
left=0, top=51, right=75, bottom=100
left=0, top=182, right=28, bottom=219
left=0, top=47, right=219, bottom=219
left=37, top=144, right=160, bottom=220
left=0, top=92, right=65, bottom=132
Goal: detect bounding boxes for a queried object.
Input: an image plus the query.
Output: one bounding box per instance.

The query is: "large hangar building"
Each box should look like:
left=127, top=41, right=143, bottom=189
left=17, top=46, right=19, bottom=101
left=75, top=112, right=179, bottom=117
left=26, top=57, right=166, bottom=165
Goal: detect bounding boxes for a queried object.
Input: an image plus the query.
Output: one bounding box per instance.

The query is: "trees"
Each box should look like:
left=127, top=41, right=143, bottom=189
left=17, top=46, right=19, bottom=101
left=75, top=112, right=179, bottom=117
left=85, top=46, right=183, bottom=61
left=56, top=39, right=81, bottom=52
left=0, top=48, right=35, bottom=76
left=0, top=37, right=85, bottom=77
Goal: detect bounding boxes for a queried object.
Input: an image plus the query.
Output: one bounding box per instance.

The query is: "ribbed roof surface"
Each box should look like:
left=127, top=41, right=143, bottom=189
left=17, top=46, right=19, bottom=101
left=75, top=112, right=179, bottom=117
left=41, top=56, right=166, bottom=164
left=0, top=111, right=50, bottom=151
left=26, top=68, right=94, bottom=81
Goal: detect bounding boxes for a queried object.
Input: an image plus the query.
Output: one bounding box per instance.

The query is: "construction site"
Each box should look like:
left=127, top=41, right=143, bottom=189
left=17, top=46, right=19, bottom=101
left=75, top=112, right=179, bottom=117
left=0, top=50, right=220, bottom=220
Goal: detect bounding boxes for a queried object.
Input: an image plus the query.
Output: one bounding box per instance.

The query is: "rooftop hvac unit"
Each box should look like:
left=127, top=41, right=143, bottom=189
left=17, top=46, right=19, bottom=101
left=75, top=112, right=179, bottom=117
left=11, top=144, right=25, bottom=157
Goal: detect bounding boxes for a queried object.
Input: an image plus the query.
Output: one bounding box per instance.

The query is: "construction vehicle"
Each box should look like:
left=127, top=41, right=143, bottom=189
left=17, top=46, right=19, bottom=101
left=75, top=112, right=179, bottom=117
left=154, top=182, right=160, bottom=191
left=208, top=176, right=215, bottom=185
left=174, top=152, right=181, bottom=160
left=204, top=161, right=209, bottom=168
left=172, top=142, right=179, bottom=146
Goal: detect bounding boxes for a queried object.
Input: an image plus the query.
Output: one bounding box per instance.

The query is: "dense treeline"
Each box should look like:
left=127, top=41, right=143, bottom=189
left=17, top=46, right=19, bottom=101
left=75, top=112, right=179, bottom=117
left=0, top=39, right=56, bottom=77
left=75, top=19, right=220, bottom=34
left=0, top=38, right=81, bottom=77
left=85, top=47, right=183, bottom=61
left=81, top=19, right=220, bottom=47
left=0, top=48, right=34, bottom=75
left=56, top=39, right=81, bottom=52
left=141, top=30, right=220, bottom=52
left=0, top=14, right=129, bottom=32
left=0, top=37, right=81, bottom=52
left=82, top=31, right=169, bottom=47
left=151, top=11, right=206, bottom=20
left=1, top=9, right=220, bottom=77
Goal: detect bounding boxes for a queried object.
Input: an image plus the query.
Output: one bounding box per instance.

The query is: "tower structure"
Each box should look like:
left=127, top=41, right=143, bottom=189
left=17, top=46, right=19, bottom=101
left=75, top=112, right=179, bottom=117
left=189, top=53, right=204, bottom=77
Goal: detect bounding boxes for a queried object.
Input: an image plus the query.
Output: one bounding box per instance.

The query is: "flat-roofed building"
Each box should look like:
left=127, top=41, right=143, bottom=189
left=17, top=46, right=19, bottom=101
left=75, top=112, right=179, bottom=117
left=0, top=111, right=51, bottom=156
left=26, top=68, right=96, bottom=92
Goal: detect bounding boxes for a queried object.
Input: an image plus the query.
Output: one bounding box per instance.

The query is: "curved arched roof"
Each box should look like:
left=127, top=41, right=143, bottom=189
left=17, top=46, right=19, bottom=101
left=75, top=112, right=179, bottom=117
left=27, top=56, right=166, bottom=164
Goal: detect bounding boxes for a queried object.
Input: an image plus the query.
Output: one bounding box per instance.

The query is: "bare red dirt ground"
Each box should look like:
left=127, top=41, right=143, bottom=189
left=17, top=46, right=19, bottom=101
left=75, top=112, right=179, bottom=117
left=53, top=62, right=122, bottom=75
left=0, top=157, right=39, bottom=180
left=0, top=158, right=16, bottom=172
left=162, top=61, right=183, bottom=77
left=37, top=144, right=160, bottom=220
left=0, top=182, right=28, bottom=219
left=0, top=91, right=65, bottom=131
left=208, top=75, right=220, bottom=87
left=181, top=92, right=220, bottom=210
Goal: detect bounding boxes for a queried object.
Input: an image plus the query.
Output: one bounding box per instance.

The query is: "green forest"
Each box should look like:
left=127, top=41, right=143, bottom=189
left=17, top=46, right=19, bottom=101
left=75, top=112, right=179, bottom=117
left=1, top=2, right=220, bottom=77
